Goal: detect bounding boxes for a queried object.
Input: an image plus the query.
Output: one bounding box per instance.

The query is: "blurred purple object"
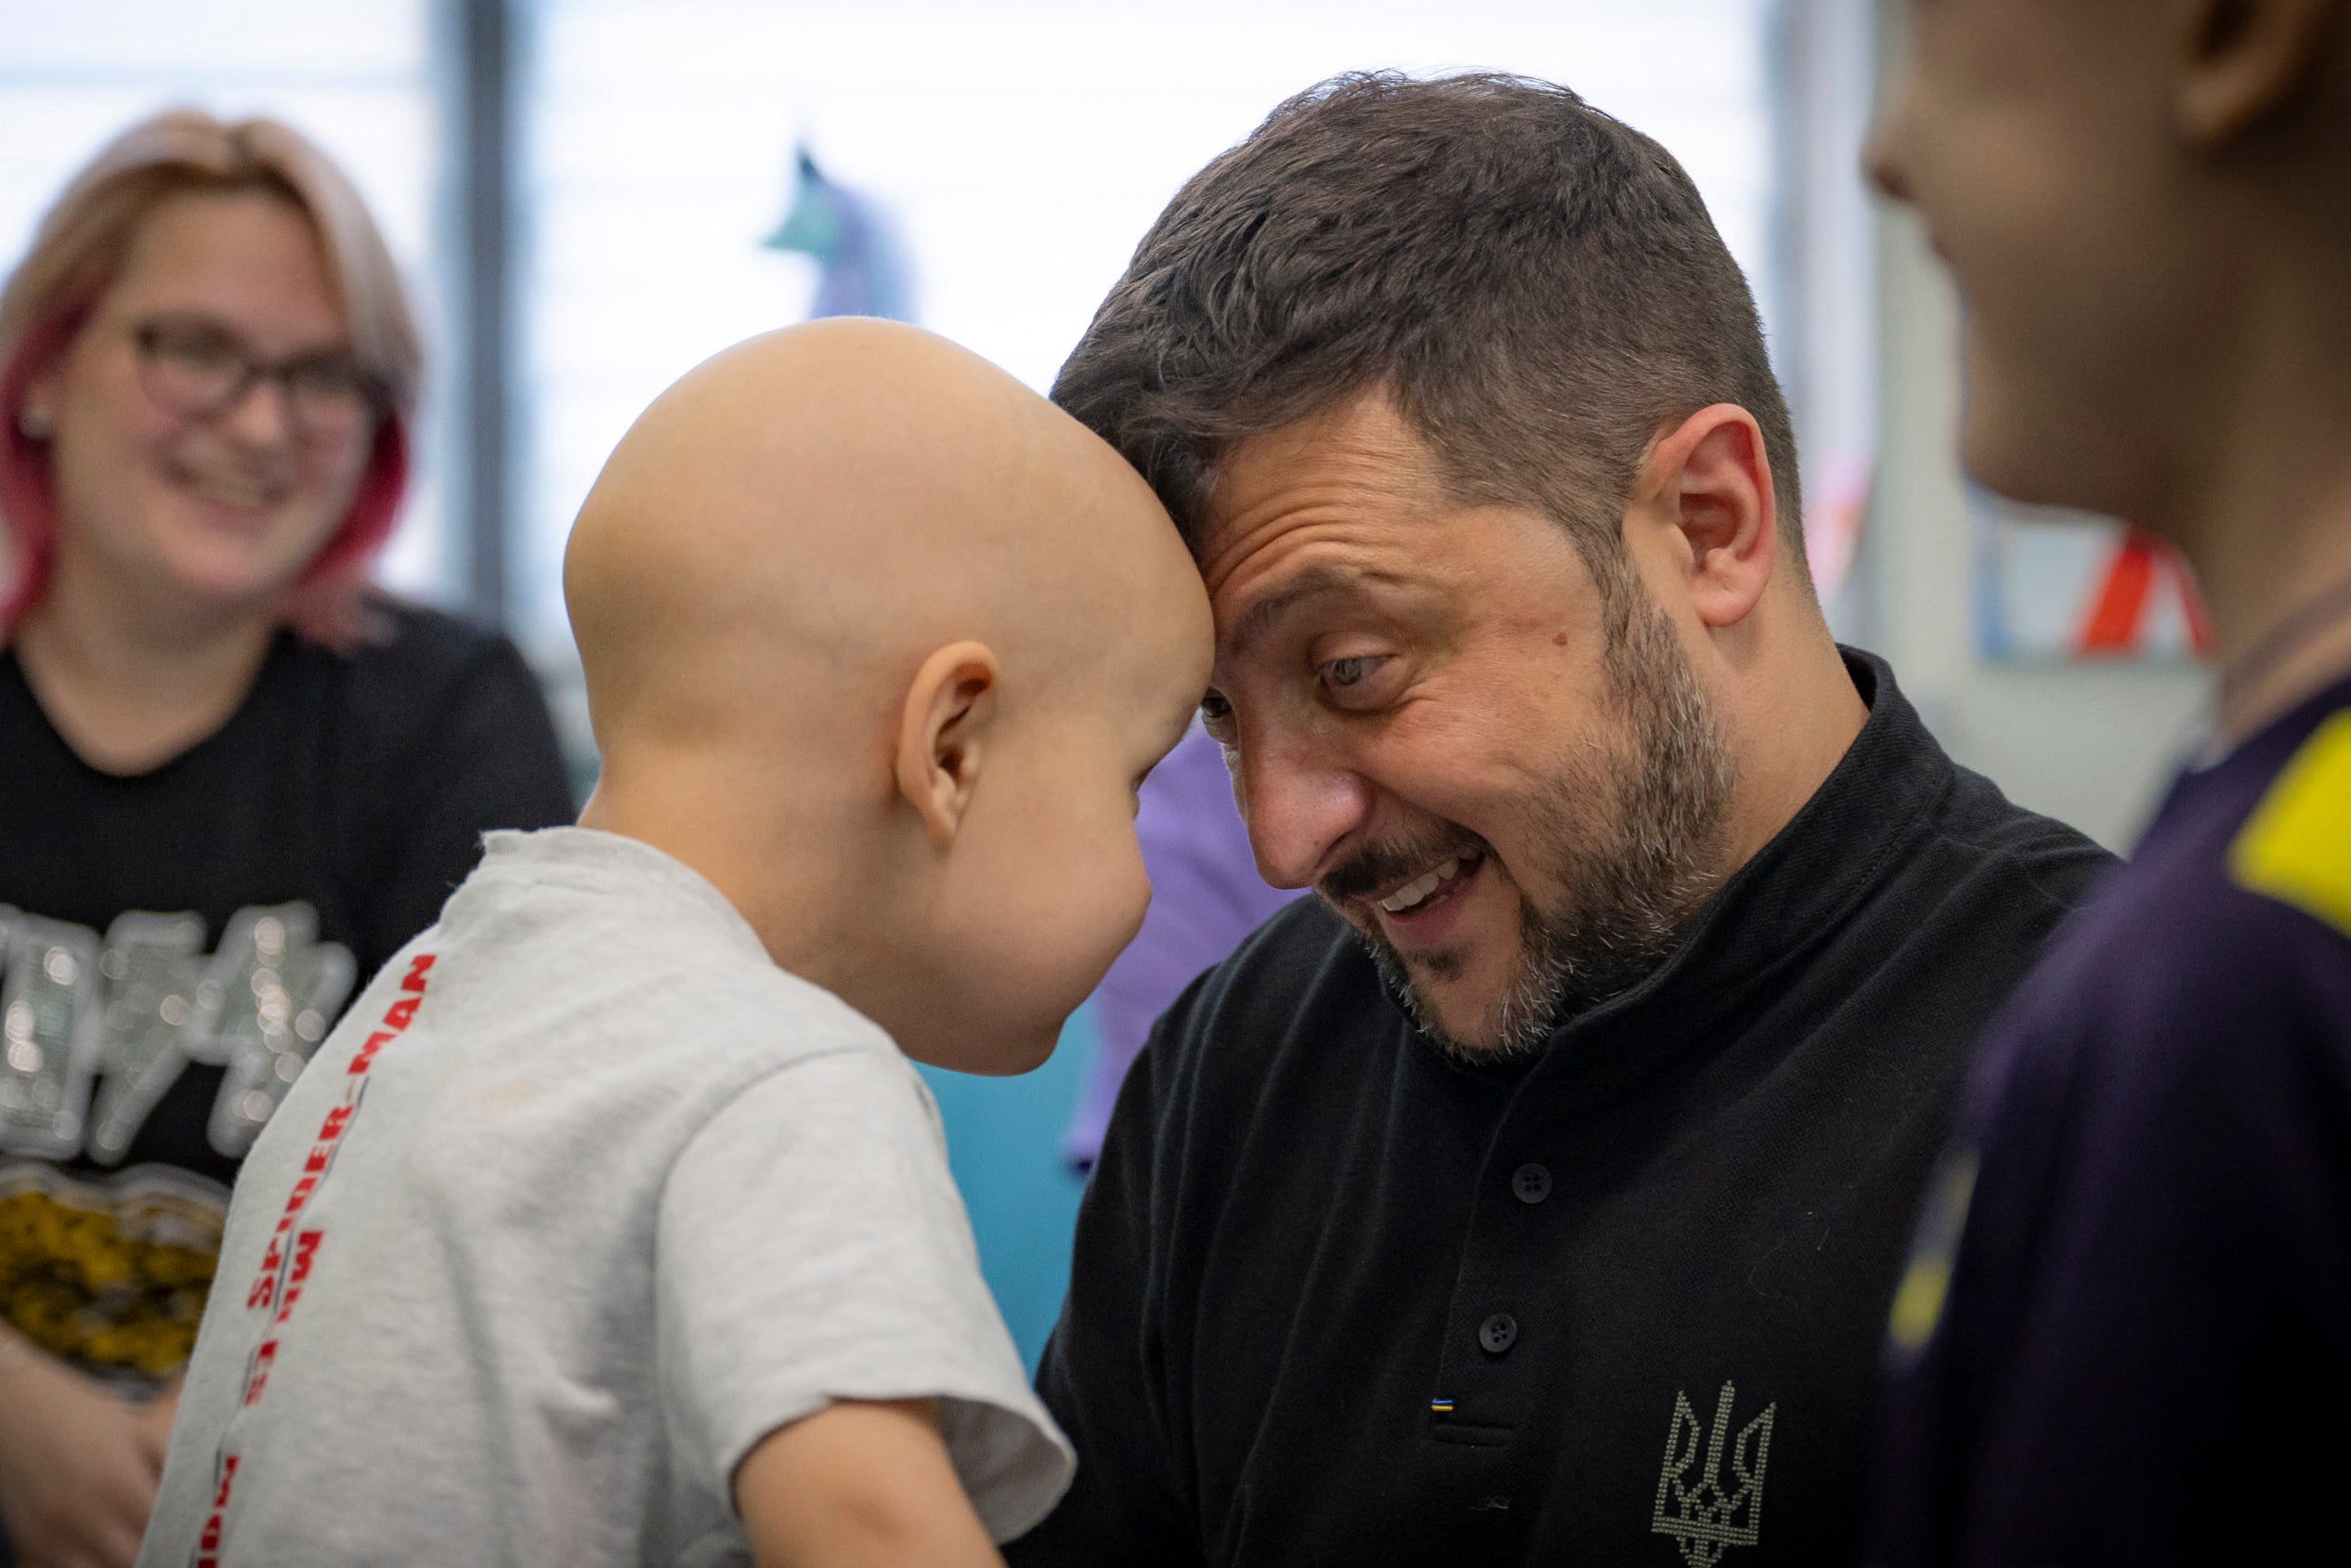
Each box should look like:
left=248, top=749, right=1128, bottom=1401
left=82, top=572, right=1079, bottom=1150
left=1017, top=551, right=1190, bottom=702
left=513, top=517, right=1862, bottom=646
left=1064, top=724, right=1299, bottom=1168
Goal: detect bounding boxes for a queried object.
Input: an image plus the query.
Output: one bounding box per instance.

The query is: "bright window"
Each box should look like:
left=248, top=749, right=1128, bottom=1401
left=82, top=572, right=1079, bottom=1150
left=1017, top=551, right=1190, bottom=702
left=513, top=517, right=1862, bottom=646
left=516, top=0, right=1778, bottom=653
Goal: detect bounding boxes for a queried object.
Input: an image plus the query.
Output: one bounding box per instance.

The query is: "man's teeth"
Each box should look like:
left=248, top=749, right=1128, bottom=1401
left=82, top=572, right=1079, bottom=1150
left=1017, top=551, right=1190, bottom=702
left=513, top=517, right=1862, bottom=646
left=1378, top=856, right=1462, bottom=914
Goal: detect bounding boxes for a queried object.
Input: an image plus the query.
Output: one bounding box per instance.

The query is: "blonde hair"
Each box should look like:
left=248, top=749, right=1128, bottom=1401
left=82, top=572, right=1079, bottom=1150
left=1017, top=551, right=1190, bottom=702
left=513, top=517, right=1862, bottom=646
left=0, top=108, right=424, bottom=646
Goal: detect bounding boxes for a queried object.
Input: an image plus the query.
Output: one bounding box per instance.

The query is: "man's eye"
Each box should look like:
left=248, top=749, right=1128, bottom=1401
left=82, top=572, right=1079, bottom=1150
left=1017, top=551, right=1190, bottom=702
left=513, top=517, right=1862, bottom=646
left=1313, top=654, right=1399, bottom=710
left=1198, top=690, right=1238, bottom=744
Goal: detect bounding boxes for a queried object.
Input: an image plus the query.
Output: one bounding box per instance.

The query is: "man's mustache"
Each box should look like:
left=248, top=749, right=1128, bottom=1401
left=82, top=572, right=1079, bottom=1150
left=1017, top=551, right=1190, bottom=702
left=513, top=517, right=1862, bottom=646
left=1317, top=828, right=1491, bottom=905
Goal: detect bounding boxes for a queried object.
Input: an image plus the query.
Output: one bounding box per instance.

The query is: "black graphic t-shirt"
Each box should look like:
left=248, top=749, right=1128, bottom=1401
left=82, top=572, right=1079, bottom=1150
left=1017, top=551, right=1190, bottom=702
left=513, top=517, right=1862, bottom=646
left=1873, top=672, right=2351, bottom=1566
left=0, top=600, right=573, bottom=1384
left=1007, top=651, right=2114, bottom=1568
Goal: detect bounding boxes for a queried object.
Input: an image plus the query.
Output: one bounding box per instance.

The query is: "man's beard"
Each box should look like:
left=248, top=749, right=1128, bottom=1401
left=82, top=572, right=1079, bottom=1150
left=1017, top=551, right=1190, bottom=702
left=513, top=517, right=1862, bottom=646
left=1320, top=589, right=1738, bottom=1063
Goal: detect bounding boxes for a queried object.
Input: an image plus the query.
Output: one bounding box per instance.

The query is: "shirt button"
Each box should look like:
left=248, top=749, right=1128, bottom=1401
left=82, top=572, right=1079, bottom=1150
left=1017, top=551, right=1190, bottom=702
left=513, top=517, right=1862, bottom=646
left=1479, top=1313, right=1518, bottom=1354
left=1511, top=1163, right=1552, bottom=1205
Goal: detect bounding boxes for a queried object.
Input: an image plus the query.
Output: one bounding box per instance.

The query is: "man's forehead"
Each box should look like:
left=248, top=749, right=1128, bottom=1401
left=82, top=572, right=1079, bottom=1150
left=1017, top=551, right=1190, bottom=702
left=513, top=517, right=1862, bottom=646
left=1198, top=393, right=1451, bottom=591
left=1210, top=393, right=1446, bottom=515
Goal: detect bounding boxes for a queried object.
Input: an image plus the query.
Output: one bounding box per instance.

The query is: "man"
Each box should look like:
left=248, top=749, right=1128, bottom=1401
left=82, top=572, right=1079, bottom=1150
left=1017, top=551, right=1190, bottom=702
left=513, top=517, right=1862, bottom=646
left=1865, top=4, right=2351, bottom=1562
left=1005, top=74, right=2110, bottom=1567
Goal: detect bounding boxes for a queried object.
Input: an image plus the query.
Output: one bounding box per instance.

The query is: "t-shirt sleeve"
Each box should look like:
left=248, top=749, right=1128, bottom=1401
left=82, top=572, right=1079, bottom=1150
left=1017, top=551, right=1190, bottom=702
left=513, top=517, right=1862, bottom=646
left=655, top=1049, right=1074, bottom=1543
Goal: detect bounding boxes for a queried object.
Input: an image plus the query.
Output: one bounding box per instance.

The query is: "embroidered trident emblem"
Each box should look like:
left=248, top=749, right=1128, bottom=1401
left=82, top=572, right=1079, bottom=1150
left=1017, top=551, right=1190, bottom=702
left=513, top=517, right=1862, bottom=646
left=1650, top=1381, right=1777, bottom=1567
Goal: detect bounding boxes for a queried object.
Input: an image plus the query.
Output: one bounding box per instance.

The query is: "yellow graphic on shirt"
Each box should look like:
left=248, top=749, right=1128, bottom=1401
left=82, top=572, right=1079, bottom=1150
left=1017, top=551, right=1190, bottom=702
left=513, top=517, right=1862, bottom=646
left=2231, top=711, right=2351, bottom=938
left=0, top=1163, right=224, bottom=1379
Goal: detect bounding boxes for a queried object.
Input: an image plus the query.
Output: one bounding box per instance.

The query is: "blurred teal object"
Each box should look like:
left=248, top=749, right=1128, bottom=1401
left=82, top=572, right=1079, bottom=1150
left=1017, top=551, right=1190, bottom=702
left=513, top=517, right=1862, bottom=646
left=761, top=145, right=913, bottom=323
left=914, top=1009, right=1092, bottom=1371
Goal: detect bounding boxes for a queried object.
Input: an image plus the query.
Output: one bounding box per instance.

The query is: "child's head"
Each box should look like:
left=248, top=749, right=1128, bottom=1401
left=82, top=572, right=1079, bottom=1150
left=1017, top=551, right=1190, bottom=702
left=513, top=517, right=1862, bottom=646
left=564, top=320, right=1212, bottom=1074
left=1867, top=0, right=2348, bottom=534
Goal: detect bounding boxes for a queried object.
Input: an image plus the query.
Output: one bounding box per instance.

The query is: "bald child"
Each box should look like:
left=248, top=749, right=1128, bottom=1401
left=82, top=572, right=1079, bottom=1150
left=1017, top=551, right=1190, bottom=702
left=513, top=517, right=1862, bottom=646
left=135, top=321, right=1212, bottom=1568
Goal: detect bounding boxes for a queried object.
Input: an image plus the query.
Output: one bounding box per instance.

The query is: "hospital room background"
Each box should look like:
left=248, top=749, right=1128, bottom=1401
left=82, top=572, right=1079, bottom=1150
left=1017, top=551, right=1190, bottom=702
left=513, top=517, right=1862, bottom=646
left=0, top=0, right=2211, bottom=1366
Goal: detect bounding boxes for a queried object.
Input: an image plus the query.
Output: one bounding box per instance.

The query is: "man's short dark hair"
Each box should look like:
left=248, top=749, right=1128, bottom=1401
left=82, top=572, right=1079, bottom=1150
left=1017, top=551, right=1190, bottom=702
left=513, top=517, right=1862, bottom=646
left=1052, top=72, right=1806, bottom=593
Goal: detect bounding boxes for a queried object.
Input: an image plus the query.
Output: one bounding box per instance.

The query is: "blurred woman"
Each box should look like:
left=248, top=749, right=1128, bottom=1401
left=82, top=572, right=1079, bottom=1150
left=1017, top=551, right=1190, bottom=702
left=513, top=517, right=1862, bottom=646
left=0, top=111, right=572, bottom=1567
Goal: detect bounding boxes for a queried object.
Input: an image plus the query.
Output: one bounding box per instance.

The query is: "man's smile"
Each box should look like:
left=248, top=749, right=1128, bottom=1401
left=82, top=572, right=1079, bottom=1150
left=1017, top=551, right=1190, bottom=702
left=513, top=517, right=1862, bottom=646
left=1366, top=851, right=1488, bottom=949
left=1374, top=852, right=1466, bottom=913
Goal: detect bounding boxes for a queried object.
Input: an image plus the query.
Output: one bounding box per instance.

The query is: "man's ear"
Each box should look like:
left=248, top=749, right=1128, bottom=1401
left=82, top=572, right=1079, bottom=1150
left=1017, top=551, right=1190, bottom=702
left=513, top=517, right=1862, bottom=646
left=1637, top=403, right=1779, bottom=632
left=2173, top=0, right=2341, bottom=146
left=895, top=641, right=1000, bottom=848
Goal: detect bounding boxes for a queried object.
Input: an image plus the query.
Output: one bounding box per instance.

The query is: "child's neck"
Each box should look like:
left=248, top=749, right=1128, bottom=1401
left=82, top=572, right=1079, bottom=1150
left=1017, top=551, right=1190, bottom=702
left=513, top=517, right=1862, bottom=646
left=2164, top=248, right=2351, bottom=746
left=579, top=767, right=866, bottom=989
left=2204, top=496, right=2351, bottom=747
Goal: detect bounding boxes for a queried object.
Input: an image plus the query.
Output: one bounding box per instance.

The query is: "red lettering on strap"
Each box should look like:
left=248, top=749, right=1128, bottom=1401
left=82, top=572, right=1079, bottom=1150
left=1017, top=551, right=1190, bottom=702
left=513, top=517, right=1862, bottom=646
left=208, top=955, right=434, bottom=1555
left=243, top=1339, right=277, bottom=1405
left=287, top=1229, right=321, bottom=1285
left=195, top=1451, right=240, bottom=1564
left=347, top=1030, right=396, bottom=1075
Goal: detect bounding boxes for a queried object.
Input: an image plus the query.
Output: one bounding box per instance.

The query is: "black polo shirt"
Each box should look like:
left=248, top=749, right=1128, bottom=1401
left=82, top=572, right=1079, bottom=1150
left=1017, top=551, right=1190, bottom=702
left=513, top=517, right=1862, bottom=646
left=1008, top=651, right=2111, bottom=1568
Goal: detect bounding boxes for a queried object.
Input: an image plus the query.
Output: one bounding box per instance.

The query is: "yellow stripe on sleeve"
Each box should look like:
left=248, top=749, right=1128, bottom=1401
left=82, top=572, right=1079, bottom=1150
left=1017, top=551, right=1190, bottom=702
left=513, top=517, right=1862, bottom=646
left=2231, top=711, right=2351, bottom=938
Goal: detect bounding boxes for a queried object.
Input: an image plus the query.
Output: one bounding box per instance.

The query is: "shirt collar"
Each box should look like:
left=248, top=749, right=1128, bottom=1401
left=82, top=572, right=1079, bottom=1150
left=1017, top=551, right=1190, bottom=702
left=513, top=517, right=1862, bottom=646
left=464, top=826, right=777, bottom=970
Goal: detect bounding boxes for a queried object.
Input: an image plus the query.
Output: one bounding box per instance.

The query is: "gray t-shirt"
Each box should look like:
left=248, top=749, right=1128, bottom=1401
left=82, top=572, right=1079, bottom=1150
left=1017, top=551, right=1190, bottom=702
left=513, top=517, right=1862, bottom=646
left=137, top=828, right=1071, bottom=1568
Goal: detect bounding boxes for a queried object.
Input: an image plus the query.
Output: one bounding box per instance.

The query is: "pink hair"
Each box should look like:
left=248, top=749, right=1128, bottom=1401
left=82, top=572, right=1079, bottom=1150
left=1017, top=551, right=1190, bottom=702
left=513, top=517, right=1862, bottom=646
left=0, top=110, right=424, bottom=649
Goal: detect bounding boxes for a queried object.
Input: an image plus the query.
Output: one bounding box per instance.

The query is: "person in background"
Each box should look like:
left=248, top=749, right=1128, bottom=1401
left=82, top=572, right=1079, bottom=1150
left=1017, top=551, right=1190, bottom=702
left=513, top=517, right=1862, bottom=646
left=1865, top=2, right=2351, bottom=1562
left=1062, top=723, right=1296, bottom=1171
left=0, top=110, right=571, bottom=1568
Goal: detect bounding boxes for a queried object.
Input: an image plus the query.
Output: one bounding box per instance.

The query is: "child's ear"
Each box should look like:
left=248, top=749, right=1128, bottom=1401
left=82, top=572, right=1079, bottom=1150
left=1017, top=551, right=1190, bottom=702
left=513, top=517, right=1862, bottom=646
left=894, top=641, right=1001, bottom=847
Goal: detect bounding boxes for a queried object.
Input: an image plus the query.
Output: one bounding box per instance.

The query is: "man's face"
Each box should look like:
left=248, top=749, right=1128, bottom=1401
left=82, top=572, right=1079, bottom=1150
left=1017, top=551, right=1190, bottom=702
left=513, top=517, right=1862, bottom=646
left=1197, top=394, right=1734, bottom=1058
left=1866, top=0, right=2209, bottom=522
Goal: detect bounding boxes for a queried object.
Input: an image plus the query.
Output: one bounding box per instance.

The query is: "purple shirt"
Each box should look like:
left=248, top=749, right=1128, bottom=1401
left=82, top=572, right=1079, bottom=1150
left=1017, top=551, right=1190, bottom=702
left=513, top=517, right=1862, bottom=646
left=1873, top=670, right=2351, bottom=1565
left=1064, top=725, right=1298, bottom=1167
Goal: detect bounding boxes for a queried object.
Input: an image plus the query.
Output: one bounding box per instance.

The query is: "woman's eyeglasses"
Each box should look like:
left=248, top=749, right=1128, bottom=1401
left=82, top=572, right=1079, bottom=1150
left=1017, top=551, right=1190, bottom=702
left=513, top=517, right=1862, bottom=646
left=131, top=315, right=382, bottom=446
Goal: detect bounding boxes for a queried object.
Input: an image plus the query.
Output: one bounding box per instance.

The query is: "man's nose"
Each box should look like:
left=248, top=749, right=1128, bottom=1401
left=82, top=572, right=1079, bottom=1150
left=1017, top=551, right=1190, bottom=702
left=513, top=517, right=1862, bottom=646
left=1233, top=726, right=1374, bottom=891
